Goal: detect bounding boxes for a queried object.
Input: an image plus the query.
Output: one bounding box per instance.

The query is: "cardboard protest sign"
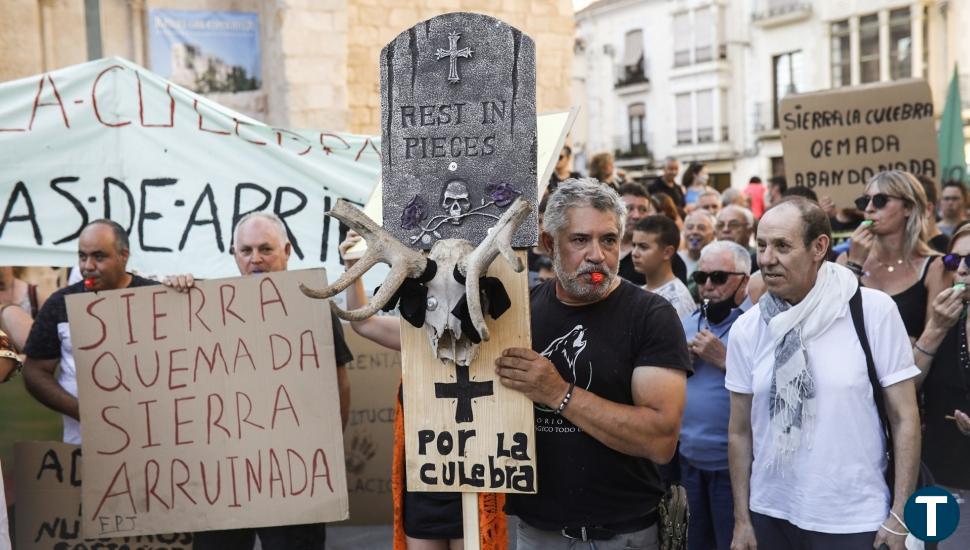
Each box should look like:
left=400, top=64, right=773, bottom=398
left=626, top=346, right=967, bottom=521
left=380, top=12, right=538, bottom=249
left=340, top=323, right=400, bottom=525
left=13, top=441, right=192, bottom=550
left=66, top=270, right=348, bottom=537
left=401, top=252, right=536, bottom=494
left=0, top=57, right=379, bottom=278
left=780, top=79, right=938, bottom=208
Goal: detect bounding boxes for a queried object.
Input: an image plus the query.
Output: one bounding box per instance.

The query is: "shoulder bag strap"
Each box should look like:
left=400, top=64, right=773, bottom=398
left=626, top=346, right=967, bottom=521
left=848, top=287, right=894, bottom=452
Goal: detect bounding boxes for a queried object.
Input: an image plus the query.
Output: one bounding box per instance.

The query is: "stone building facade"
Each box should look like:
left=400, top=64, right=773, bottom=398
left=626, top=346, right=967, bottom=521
left=0, top=0, right=574, bottom=134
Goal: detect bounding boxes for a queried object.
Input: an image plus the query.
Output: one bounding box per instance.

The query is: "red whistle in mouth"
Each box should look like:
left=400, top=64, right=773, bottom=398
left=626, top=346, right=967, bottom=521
left=83, top=278, right=95, bottom=290
left=590, top=273, right=604, bottom=284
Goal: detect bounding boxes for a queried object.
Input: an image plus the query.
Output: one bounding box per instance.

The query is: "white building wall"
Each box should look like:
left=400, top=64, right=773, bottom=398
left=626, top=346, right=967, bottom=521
left=575, top=0, right=970, bottom=191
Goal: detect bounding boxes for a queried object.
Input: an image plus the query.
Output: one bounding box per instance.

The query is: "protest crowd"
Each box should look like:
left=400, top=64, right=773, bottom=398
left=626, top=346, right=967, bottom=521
left=2, top=156, right=970, bottom=550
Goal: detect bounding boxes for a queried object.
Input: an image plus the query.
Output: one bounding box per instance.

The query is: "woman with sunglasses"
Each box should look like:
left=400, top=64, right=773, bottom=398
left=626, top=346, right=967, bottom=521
left=838, top=170, right=951, bottom=342
left=910, top=223, right=970, bottom=548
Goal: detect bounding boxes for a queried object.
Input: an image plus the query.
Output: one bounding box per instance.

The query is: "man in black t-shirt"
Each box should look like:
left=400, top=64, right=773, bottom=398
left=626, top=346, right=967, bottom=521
left=496, top=178, right=691, bottom=549
left=648, top=156, right=686, bottom=214
left=23, top=220, right=159, bottom=444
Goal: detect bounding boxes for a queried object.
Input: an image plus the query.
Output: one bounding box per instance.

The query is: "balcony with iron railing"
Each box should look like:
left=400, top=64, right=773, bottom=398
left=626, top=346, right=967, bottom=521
left=752, top=101, right=781, bottom=138
left=615, top=57, right=650, bottom=94
left=613, top=133, right=653, bottom=161
left=751, top=0, right=812, bottom=27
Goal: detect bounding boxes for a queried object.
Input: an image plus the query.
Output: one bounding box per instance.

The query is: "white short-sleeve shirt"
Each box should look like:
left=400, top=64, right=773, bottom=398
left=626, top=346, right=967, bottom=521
left=725, top=288, right=919, bottom=533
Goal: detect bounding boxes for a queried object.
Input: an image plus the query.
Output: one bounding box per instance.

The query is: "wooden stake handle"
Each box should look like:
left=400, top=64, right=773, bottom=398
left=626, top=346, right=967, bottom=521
left=462, top=492, right=481, bottom=550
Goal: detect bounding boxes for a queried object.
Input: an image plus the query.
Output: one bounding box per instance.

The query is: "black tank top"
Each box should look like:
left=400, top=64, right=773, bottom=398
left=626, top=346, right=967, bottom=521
left=883, top=256, right=934, bottom=338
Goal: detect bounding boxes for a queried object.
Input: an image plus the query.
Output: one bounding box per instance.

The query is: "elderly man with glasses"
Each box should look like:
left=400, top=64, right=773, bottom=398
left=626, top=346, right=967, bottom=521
left=679, top=240, right=751, bottom=550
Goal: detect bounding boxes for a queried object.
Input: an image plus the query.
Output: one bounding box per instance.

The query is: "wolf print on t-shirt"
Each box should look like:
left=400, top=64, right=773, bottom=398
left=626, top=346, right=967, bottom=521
left=537, top=324, right=593, bottom=412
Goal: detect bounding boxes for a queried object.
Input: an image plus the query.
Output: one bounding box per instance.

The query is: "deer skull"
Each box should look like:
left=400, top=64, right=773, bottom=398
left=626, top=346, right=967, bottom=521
left=300, top=198, right=531, bottom=366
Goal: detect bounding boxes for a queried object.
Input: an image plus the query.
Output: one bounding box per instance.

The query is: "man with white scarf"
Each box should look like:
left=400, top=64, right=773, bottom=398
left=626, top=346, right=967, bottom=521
left=726, top=198, right=921, bottom=550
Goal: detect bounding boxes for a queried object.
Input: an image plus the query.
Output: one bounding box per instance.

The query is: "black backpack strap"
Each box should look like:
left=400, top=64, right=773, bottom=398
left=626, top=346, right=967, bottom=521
left=848, top=287, right=895, bottom=457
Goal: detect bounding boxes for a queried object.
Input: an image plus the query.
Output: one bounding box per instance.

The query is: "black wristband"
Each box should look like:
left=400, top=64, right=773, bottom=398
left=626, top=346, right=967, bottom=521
left=554, top=382, right=576, bottom=415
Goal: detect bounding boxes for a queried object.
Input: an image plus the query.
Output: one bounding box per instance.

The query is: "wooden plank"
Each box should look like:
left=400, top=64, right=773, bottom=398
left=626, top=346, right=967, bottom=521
left=462, top=493, right=481, bottom=550
left=402, top=252, right=536, bottom=493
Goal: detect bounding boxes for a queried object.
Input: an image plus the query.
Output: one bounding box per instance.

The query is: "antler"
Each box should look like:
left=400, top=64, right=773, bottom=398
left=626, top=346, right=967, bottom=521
left=461, top=197, right=532, bottom=342
left=300, top=200, right=428, bottom=321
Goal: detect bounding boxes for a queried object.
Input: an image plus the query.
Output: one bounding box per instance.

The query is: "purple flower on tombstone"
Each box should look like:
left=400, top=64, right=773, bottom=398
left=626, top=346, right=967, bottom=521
left=401, top=196, right=428, bottom=230
left=485, top=182, right=520, bottom=207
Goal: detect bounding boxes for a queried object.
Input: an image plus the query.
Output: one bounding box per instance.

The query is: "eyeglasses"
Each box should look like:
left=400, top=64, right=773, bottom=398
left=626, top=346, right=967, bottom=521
left=854, top=193, right=905, bottom=210
left=715, top=220, right=747, bottom=231
left=943, top=253, right=970, bottom=271
left=692, top=270, right=745, bottom=286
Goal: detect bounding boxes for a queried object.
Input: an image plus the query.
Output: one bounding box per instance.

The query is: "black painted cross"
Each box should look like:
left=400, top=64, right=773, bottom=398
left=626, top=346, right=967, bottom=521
left=435, top=32, right=473, bottom=84
left=435, top=364, right=493, bottom=423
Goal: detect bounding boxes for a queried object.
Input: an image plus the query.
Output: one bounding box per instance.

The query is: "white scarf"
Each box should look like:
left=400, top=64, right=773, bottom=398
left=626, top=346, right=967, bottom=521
left=760, top=262, right=859, bottom=469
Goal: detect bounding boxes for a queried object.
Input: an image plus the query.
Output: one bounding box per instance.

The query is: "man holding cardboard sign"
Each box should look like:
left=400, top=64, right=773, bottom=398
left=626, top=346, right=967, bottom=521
left=23, top=220, right=159, bottom=444
left=165, top=211, right=354, bottom=549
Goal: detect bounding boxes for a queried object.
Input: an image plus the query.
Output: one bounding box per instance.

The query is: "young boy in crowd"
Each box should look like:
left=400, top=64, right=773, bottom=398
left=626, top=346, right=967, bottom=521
left=632, top=215, right=697, bottom=320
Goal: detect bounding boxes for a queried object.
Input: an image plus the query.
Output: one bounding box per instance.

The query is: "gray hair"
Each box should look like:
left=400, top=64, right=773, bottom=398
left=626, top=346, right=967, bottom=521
left=685, top=209, right=716, bottom=227
left=699, top=187, right=721, bottom=201
left=234, top=211, right=289, bottom=246
left=663, top=156, right=678, bottom=166
left=720, top=204, right=754, bottom=227
left=699, top=240, right=752, bottom=275
left=544, top=177, right=626, bottom=238
left=721, top=187, right=741, bottom=205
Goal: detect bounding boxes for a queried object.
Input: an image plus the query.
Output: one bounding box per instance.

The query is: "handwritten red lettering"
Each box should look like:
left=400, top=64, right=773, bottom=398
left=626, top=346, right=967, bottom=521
left=299, top=330, right=321, bottom=370
left=174, top=396, right=196, bottom=446
left=206, top=393, right=231, bottom=445
left=234, top=392, right=265, bottom=438
left=91, top=352, right=131, bottom=392
left=310, top=449, right=334, bottom=496
left=200, top=459, right=222, bottom=505
left=134, top=351, right=161, bottom=388
left=151, top=290, right=169, bottom=341
left=138, top=399, right=159, bottom=448
left=219, top=284, right=245, bottom=325
left=91, top=462, right=135, bottom=520
left=233, top=338, right=257, bottom=373
left=167, top=348, right=188, bottom=390
left=98, top=406, right=131, bottom=455
left=268, top=448, right=286, bottom=498
left=188, top=286, right=212, bottom=333
left=120, top=292, right=138, bottom=344
left=286, top=449, right=309, bottom=496
left=227, top=455, right=241, bottom=508
left=258, top=277, right=288, bottom=321
left=233, top=117, right=267, bottom=146
left=270, top=334, right=292, bottom=370
left=136, top=72, right=175, bottom=128
left=271, top=384, right=300, bottom=428
left=78, top=297, right=108, bottom=350
left=170, top=458, right=197, bottom=505
left=92, top=65, right=131, bottom=127
left=29, top=74, right=70, bottom=130
left=194, top=99, right=230, bottom=135
left=144, top=459, right=169, bottom=511
left=245, top=453, right=263, bottom=502
left=194, top=342, right=228, bottom=382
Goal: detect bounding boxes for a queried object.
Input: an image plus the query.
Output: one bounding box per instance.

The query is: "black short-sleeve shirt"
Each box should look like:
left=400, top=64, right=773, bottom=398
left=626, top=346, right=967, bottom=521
left=505, top=279, right=692, bottom=529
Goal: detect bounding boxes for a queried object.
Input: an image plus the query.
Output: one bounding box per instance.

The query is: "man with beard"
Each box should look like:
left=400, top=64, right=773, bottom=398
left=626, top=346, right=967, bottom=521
left=680, top=241, right=750, bottom=550
left=496, top=178, right=692, bottom=549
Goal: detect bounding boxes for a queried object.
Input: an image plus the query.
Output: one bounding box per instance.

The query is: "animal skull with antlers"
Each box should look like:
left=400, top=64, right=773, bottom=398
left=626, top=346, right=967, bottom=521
left=300, top=197, right=532, bottom=366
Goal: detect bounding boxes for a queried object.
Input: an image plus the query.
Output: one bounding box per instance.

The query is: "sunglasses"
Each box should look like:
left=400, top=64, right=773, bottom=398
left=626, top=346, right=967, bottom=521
left=854, top=193, right=905, bottom=210
left=692, top=270, right=745, bottom=286
left=943, top=253, right=970, bottom=271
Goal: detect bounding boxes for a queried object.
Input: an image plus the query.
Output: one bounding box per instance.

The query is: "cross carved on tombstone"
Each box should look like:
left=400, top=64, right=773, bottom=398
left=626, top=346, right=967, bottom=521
left=434, top=364, right=493, bottom=423
left=435, top=32, right=473, bottom=84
